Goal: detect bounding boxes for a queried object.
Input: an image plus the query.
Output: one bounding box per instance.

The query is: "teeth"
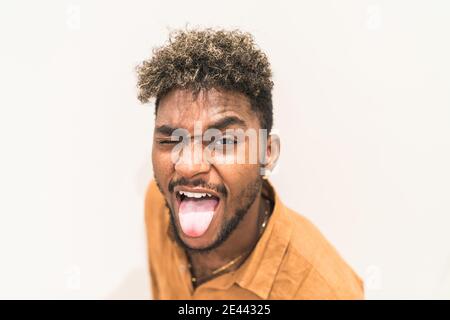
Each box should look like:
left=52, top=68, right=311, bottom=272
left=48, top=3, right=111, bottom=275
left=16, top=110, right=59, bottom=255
left=178, top=191, right=213, bottom=199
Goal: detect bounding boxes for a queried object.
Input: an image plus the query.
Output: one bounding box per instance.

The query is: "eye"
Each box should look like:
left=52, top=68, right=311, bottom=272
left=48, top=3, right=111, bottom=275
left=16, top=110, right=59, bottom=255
left=158, top=140, right=178, bottom=145
left=215, top=136, right=237, bottom=145
left=157, top=135, right=183, bottom=145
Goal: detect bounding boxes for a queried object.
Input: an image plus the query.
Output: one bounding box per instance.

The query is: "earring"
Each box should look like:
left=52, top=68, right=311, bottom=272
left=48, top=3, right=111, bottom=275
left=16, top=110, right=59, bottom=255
left=262, top=168, right=271, bottom=180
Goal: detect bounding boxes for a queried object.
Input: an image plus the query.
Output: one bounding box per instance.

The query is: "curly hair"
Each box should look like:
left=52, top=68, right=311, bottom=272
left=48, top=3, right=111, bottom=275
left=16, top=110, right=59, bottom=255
left=136, top=28, right=274, bottom=131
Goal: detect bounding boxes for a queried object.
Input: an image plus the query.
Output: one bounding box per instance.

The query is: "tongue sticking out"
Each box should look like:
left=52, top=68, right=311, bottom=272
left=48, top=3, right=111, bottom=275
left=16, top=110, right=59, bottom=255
left=179, top=198, right=218, bottom=237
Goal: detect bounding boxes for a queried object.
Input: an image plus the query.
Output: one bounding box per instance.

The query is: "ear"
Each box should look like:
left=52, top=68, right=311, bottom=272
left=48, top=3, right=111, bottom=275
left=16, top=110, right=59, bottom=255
left=261, top=132, right=280, bottom=177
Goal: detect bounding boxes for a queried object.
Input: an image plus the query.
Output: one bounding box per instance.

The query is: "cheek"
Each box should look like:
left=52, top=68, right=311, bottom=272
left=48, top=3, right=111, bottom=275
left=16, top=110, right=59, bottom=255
left=216, top=163, right=260, bottom=196
left=152, top=147, right=174, bottom=184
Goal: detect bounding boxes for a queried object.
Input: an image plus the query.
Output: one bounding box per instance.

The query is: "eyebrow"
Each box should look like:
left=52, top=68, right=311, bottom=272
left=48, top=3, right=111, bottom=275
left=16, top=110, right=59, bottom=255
left=206, top=116, right=247, bottom=131
left=155, top=124, right=176, bottom=136
left=155, top=116, right=247, bottom=136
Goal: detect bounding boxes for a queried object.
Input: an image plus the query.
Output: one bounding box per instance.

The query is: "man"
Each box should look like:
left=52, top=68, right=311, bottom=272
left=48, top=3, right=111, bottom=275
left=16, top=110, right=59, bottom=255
left=137, top=29, right=364, bottom=299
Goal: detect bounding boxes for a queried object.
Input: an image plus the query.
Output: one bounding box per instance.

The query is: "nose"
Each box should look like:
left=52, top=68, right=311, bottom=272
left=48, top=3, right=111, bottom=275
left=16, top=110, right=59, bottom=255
left=174, top=139, right=211, bottom=179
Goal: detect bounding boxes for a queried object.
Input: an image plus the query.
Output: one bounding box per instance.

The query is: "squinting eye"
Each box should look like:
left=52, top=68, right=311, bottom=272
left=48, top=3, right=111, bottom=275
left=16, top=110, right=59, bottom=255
left=158, top=140, right=178, bottom=145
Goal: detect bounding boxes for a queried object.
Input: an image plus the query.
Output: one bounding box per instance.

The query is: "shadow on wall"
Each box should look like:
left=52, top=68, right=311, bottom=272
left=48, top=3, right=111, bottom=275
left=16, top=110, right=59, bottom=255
left=106, top=268, right=151, bottom=300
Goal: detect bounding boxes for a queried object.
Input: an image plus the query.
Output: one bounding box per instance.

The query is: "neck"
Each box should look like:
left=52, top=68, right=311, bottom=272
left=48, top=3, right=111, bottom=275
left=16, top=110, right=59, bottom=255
left=188, top=192, right=267, bottom=284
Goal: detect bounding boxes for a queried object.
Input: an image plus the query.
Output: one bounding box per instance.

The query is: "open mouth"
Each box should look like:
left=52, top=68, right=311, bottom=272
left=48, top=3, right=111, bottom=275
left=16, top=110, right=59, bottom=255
left=174, top=189, right=221, bottom=238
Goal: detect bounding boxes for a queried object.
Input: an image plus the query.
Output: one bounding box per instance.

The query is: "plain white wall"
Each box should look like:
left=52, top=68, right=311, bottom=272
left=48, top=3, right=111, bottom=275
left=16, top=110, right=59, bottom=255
left=0, top=0, right=449, bottom=299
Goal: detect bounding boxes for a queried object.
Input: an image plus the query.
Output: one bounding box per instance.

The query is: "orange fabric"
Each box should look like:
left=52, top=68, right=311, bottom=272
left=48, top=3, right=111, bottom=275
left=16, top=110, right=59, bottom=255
left=145, top=179, right=364, bottom=299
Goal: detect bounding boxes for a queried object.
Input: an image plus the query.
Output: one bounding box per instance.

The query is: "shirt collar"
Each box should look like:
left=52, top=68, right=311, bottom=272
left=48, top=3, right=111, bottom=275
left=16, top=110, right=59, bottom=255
left=232, top=180, right=293, bottom=299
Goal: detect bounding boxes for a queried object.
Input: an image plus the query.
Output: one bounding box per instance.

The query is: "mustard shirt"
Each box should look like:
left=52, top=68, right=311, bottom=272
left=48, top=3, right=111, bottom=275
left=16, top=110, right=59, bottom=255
left=145, top=179, right=364, bottom=299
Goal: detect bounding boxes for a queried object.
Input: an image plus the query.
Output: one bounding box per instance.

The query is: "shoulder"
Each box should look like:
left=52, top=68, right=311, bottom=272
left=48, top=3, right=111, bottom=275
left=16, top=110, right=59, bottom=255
left=145, top=180, right=166, bottom=217
left=275, top=206, right=364, bottom=299
left=144, top=180, right=169, bottom=244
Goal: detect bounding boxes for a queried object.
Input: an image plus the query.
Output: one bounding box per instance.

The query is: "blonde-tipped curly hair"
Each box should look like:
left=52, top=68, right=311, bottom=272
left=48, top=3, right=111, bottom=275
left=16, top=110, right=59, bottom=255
left=136, top=28, right=274, bottom=131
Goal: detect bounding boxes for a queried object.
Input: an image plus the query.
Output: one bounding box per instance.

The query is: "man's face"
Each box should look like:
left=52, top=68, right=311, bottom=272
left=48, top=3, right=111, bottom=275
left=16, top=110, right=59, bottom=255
left=152, top=88, right=265, bottom=251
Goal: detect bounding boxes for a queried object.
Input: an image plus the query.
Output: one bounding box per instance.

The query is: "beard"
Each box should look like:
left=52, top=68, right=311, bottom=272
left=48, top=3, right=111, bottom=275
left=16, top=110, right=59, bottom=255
left=155, top=176, right=262, bottom=254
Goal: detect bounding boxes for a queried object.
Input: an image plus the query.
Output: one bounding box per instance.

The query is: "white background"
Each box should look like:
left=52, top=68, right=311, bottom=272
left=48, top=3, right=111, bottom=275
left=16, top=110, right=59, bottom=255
left=0, top=0, right=449, bottom=299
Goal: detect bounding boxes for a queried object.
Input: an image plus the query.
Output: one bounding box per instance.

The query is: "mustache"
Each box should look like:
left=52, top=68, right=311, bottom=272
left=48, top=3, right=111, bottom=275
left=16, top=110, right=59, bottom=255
left=168, top=177, right=227, bottom=197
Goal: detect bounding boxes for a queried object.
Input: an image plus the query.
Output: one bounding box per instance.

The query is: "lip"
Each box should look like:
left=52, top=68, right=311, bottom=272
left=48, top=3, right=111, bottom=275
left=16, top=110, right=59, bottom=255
left=173, top=186, right=221, bottom=199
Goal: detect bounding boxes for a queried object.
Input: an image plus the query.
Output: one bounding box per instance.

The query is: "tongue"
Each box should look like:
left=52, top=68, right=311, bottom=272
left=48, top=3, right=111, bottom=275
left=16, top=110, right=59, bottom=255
left=179, top=198, right=218, bottom=237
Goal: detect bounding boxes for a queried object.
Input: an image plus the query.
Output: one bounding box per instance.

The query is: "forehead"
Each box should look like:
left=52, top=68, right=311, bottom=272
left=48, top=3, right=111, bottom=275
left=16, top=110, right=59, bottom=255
left=155, top=88, right=256, bottom=131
